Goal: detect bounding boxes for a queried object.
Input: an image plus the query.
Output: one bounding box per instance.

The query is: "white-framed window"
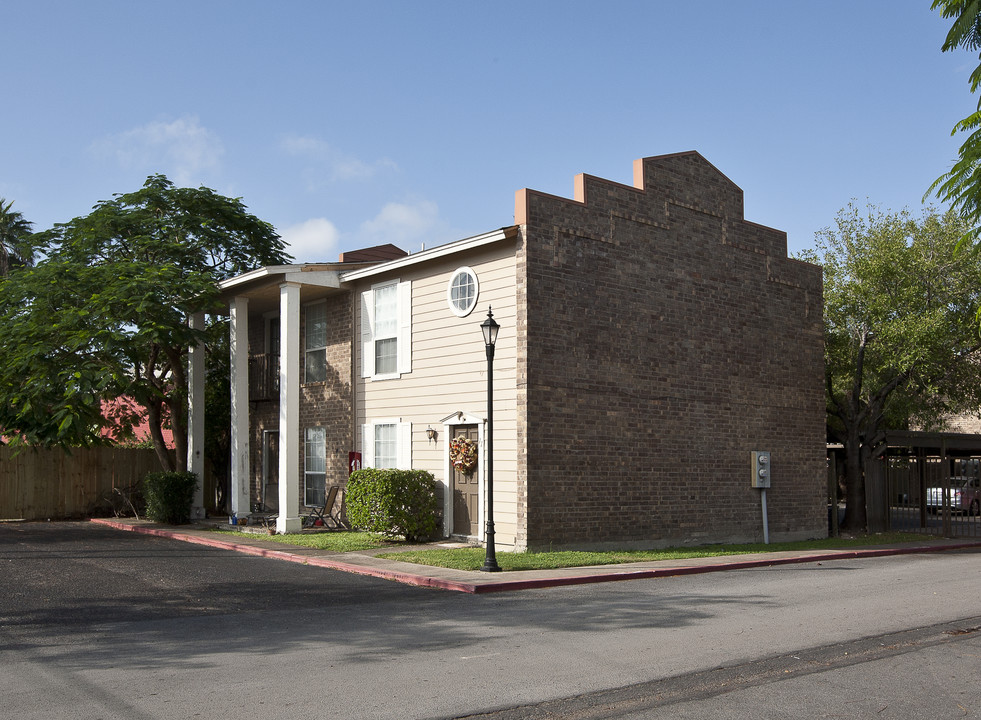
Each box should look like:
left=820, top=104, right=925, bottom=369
left=447, top=266, right=479, bottom=317
left=362, top=420, right=412, bottom=469
left=361, top=280, right=411, bottom=380
left=304, top=427, right=326, bottom=507
left=374, top=423, right=397, bottom=469
left=305, top=301, right=327, bottom=383
left=373, top=283, right=398, bottom=375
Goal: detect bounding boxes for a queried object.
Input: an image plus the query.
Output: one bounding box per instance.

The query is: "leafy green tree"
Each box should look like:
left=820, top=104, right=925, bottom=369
left=0, top=198, right=34, bottom=276
left=928, top=1, right=981, bottom=240
left=0, top=175, right=291, bottom=470
left=800, top=204, right=981, bottom=532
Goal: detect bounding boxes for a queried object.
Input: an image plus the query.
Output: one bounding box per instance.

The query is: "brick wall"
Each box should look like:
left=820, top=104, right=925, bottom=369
left=246, top=291, right=353, bottom=515
left=515, top=233, right=530, bottom=550
left=516, top=152, right=826, bottom=549
left=940, top=412, right=981, bottom=434
left=297, top=292, right=353, bottom=500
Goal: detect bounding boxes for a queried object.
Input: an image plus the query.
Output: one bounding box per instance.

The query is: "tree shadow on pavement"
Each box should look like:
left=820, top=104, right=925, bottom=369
left=0, top=522, right=775, bottom=673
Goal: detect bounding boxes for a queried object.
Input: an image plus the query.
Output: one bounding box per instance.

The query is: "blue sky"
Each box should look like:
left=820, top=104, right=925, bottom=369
left=2, top=1, right=973, bottom=262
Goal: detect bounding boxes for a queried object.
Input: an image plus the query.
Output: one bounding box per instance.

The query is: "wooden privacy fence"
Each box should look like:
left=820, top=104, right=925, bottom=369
left=0, top=446, right=164, bottom=521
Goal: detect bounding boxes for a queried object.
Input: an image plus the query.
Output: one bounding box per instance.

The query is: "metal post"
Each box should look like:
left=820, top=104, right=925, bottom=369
left=480, top=308, right=501, bottom=572
left=761, top=488, right=769, bottom=545
left=941, top=438, right=951, bottom=538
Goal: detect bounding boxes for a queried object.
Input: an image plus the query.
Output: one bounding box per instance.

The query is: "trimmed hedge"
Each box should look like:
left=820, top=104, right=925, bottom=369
left=143, top=471, right=198, bottom=524
left=345, top=469, right=440, bottom=542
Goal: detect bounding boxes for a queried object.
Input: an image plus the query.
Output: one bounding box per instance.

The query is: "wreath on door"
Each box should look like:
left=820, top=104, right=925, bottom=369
left=450, top=435, right=478, bottom=474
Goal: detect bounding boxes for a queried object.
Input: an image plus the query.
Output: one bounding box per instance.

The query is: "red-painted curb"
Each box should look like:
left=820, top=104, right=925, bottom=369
left=89, top=518, right=981, bottom=595
left=461, top=543, right=981, bottom=593
left=91, top=518, right=483, bottom=593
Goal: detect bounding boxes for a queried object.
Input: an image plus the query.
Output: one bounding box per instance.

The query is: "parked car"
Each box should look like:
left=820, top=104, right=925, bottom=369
left=926, top=476, right=981, bottom=515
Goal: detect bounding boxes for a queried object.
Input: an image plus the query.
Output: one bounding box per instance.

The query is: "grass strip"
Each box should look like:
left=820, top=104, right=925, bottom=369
left=374, top=532, right=926, bottom=571
left=211, top=528, right=387, bottom=553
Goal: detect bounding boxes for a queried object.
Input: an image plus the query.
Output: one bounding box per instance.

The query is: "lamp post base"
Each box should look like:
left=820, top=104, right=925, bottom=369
left=479, top=524, right=502, bottom=572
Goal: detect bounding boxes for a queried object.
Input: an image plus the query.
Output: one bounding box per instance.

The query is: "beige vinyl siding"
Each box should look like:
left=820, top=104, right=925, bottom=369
left=354, top=241, right=520, bottom=547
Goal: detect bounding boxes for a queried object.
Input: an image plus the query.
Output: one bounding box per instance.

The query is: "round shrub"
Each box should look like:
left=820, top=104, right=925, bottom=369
left=143, top=471, right=198, bottom=524
left=346, top=469, right=440, bottom=542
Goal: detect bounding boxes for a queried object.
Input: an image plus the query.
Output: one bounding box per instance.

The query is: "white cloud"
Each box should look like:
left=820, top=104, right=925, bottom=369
left=92, top=116, right=223, bottom=186
left=357, top=200, right=442, bottom=247
left=278, top=133, right=397, bottom=182
left=331, top=156, right=388, bottom=181
left=279, top=218, right=341, bottom=263
left=280, top=134, right=330, bottom=156
left=281, top=201, right=454, bottom=263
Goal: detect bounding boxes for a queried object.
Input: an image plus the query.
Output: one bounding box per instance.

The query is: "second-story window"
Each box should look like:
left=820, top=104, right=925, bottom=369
left=373, top=283, right=398, bottom=375
left=447, top=267, right=479, bottom=317
left=305, top=302, right=327, bottom=383
left=361, top=280, right=411, bottom=380
left=267, top=316, right=280, bottom=357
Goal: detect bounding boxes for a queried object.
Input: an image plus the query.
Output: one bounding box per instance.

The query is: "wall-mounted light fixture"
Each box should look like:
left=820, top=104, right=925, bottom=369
left=426, top=426, right=437, bottom=443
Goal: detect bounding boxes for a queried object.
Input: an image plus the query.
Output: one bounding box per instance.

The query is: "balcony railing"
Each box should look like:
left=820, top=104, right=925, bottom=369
left=249, top=354, right=280, bottom=401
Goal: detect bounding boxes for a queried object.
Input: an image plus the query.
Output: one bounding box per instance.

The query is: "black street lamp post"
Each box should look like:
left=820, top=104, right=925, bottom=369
left=479, top=307, right=502, bottom=572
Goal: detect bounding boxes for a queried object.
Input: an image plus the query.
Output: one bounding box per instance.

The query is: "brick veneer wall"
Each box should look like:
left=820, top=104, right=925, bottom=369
left=246, top=292, right=353, bottom=515
left=940, top=412, right=981, bottom=434
left=515, top=152, right=826, bottom=550
left=297, top=292, right=353, bottom=504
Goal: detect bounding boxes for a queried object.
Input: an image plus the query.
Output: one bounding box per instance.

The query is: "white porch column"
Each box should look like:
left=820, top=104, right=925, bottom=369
left=229, top=296, right=251, bottom=519
left=187, top=311, right=206, bottom=519
left=277, top=282, right=303, bottom=533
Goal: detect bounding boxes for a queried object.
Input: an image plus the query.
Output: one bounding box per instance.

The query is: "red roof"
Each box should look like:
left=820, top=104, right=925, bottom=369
left=100, top=397, right=175, bottom=449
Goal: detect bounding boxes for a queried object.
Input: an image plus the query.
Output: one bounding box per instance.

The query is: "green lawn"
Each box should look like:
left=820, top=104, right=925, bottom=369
left=212, top=528, right=388, bottom=552
left=374, top=532, right=925, bottom=571
left=209, top=528, right=927, bottom=571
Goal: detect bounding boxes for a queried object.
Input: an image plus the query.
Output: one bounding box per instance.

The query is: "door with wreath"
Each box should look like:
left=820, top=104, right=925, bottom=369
left=450, top=425, right=480, bottom=537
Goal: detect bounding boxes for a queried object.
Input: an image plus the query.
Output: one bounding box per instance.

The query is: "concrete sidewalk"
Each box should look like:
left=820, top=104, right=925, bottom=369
left=91, top=517, right=981, bottom=594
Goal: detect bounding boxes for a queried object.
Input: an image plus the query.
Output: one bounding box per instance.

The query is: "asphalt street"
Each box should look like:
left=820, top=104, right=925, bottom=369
left=2, top=521, right=980, bottom=719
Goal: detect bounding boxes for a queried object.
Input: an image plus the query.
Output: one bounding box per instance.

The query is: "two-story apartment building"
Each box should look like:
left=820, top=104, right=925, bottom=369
left=207, top=152, right=827, bottom=551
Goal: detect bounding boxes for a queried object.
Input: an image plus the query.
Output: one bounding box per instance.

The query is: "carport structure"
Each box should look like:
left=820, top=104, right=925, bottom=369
left=862, top=431, right=981, bottom=538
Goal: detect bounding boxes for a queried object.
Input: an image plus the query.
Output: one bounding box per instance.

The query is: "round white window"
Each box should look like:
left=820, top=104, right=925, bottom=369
left=447, top=266, right=479, bottom=317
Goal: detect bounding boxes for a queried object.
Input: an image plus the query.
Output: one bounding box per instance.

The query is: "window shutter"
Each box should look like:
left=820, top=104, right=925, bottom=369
left=361, top=424, right=374, bottom=468
left=397, top=280, right=412, bottom=375
left=396, top=422, right=412, bottom=470
left=361, top=289, right=374, bottom=378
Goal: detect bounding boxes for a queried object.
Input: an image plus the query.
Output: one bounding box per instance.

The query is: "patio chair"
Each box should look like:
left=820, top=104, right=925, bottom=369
left=248, top=501, right=278, bottom=530
left=304, top=485, right=344, bottom=529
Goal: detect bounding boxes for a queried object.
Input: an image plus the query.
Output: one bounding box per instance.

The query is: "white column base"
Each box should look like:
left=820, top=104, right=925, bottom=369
left=275, top=516, right=304, bottom=534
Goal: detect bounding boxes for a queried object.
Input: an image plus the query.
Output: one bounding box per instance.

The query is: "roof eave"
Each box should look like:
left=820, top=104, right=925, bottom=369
left=339, top=227, right=517, bottom=283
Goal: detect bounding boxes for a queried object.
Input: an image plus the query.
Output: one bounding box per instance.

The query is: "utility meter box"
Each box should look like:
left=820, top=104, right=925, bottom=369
left=752, top=451, right=771, bottom=488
